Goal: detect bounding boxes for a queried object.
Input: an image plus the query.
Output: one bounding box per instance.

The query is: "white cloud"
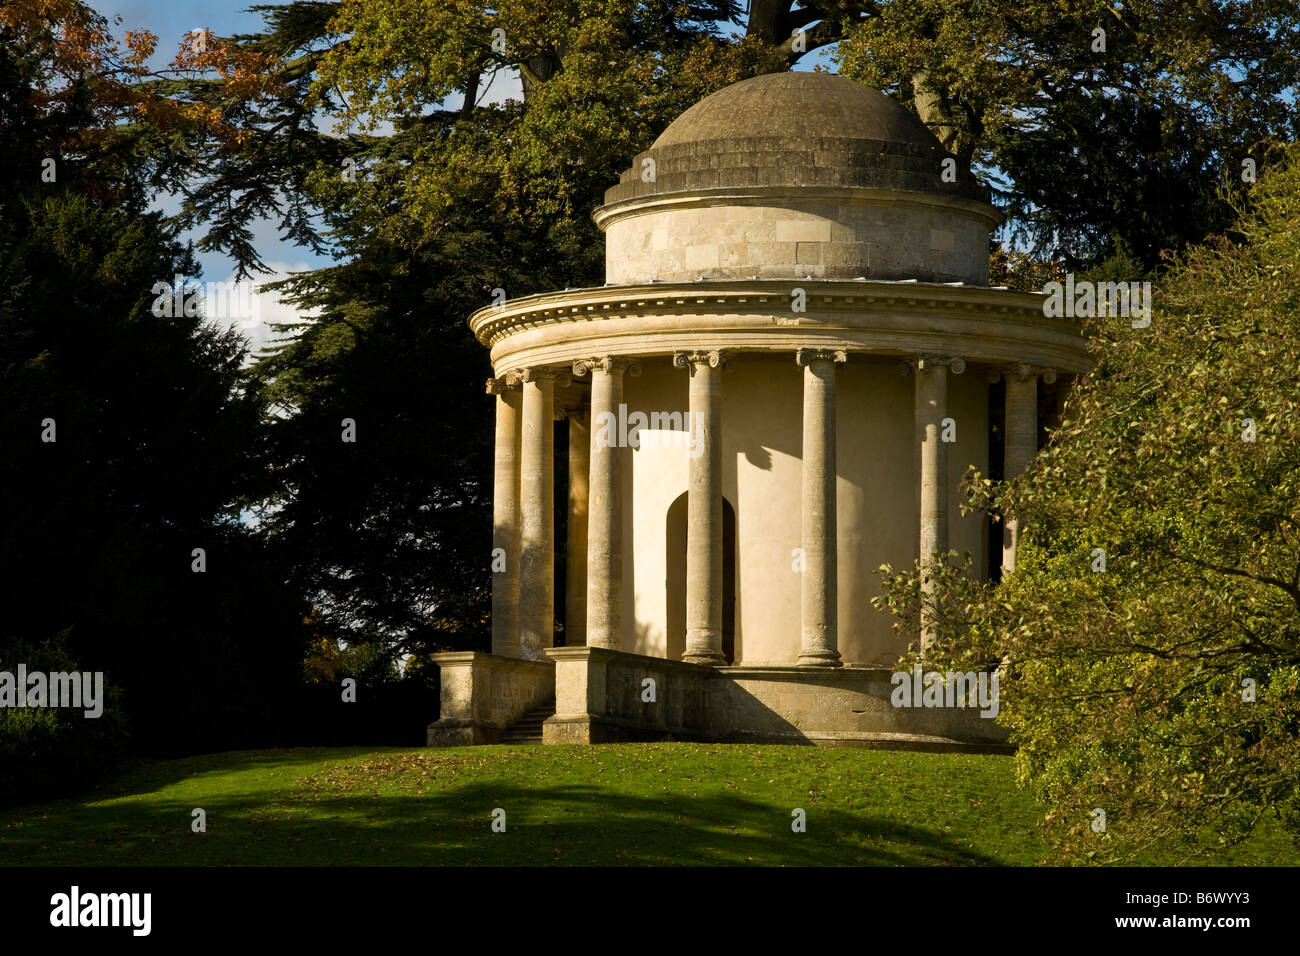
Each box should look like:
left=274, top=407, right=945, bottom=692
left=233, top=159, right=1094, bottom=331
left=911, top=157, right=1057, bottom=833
left=206, top=261, right=322, bottom=363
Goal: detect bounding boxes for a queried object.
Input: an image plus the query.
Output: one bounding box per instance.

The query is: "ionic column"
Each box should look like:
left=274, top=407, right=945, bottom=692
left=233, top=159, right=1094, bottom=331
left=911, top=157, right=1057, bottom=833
left=488, top=376, right=522, bottom=658
left=564, top=405, right=589, bottom=647
left=519, top=367, right=564, bottom=660
left=675, top=350, right=726, bottom=665
left=915, top=355, right=964, bottom=648
left=796, top=349, right=846, bottom=667
left=1002, top=364, right=1054, bottom=575
left=573, top=357, right=640, bottom=650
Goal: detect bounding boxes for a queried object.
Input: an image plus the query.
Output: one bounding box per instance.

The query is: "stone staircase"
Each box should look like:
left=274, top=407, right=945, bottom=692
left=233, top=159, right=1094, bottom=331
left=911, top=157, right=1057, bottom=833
left=499, top=701, right=555, bottom=745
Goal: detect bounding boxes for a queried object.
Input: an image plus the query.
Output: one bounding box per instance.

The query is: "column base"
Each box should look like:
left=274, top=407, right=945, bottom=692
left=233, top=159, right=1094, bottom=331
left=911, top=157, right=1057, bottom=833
left=683, top=652, right=726, bottom=666
left=683, top=627, right=726, bottom=666
left=795, top=651, right=843, bottom=668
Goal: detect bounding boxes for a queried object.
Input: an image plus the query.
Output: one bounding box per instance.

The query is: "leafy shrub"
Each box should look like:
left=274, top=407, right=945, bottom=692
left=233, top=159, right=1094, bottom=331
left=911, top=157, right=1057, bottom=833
left=0, top=632, right=129, bottom=805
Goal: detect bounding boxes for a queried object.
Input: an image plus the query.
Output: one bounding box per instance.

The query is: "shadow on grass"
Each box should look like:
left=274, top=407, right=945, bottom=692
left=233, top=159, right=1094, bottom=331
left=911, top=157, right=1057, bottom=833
left=79, top=747, right=412, bottom=801
left=0, top=775, right=1005, bottom=867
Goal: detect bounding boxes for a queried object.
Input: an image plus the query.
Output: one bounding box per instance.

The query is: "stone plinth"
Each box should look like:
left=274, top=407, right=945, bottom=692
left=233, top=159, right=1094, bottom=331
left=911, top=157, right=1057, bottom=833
left=426, top=652, right=555, bottom=747
left=543, top=646, right=712, bottom=744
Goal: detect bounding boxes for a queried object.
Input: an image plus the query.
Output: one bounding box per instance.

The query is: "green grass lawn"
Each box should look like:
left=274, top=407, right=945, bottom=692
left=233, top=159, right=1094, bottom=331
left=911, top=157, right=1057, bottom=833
left=0, top=744, right=1292, bottom=866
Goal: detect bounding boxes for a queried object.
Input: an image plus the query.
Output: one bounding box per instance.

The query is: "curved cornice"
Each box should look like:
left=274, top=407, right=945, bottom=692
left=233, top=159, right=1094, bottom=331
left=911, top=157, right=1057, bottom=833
left=468, top=279, right=1091, bottom=377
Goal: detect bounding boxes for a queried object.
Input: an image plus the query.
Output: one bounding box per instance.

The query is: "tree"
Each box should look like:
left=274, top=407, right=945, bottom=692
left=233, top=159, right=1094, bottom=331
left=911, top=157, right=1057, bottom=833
left=876, top=148, right=1300, bottom=862
left=832, top=0, right=1300, bottom=268
left=0, top=1, right=307, bottom=759
left=252, top=247, right=495, bottom=655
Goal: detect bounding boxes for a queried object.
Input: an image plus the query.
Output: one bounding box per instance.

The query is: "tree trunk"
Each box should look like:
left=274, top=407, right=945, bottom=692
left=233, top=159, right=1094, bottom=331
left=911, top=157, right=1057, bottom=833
left=910, top=68, right=975, bottom=171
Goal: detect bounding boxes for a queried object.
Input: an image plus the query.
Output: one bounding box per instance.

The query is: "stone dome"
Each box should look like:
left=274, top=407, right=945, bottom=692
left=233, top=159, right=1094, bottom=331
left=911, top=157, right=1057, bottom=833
left=600, top=71, right=990, bottom=208
left=594, top=71, right=998, bottom=285
left=653, top=71, right=941, bottom=150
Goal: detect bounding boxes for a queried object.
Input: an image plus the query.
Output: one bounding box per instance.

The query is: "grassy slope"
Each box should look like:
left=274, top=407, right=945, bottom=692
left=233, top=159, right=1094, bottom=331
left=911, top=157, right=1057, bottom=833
left=0, top=744, right=1291, bottom=866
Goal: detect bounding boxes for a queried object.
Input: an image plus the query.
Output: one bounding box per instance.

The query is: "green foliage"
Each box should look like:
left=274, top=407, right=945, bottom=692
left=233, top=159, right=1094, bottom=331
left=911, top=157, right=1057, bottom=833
left=0, top=6, right=309, bottom=757
left=835, top=0, right=1300, bottom=268
left=878, top=148, right=1300, bottom=862
left=0, top=634, right=129, bottom=805
left=988, top=245, right=1066, bottom=293
left=250, top=246, right=495, bottom=655
left=176, top=1, right=1300, bottom=276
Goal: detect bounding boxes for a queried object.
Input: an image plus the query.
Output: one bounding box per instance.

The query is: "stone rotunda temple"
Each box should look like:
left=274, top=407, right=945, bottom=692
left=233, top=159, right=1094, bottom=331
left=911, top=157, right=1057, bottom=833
left=428, top=71, right=1090, bottom=751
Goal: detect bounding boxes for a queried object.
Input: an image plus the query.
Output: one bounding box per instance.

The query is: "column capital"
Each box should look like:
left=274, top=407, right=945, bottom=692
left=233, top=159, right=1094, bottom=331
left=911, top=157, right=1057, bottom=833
left=572, top=356, right=642, bottom=377
left=795, top=348, right=847, bottom=367
left=673, top=349, right=730, bottom=373
left=912, top=354, right=966, bottom=374
left=1000, top=363, right=1057, bottom=384
left=521, top=366, right=572, bottom=387
left=486, top=373, right=522, bottom=394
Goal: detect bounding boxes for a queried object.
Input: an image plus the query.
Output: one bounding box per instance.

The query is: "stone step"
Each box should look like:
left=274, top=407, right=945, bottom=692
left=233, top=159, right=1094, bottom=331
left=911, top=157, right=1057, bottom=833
left=499, top=703, right=556, bottom=745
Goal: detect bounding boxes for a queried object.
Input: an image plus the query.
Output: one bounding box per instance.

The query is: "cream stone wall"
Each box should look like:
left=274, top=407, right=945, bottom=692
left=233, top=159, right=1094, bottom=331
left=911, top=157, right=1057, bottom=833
left=623, top=359, right=686, bottom=660
left=708, top=667, right=1009, bottom=749
left=722, top=357, right=803, bottom=665
left=605, top=198, right=991, bottom=286
left=544, top=646, right=711, bottom=744
left=837, top=361, right=915, bottom=664
left=946, top=369, right=991, bottom=579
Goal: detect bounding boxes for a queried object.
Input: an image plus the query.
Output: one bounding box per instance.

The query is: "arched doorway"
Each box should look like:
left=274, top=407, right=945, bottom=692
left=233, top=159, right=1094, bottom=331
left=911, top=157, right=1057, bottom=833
left=666, top=492, right=736, bottom=663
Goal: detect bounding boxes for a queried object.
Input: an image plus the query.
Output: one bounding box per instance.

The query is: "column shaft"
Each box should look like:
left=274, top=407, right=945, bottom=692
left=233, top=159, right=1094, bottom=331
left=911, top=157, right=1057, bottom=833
left=519, top=371, right=556, bottom=660
left=1002, top=371, right=1039, bottom=575
left=489, top=379, right=522, bottom=658
left=797, top=351, right=843, bottom=666
left=679, top=353, right=725, bottom=665
left=916, top=359, right=949, bottom=649
left=585, top=362, right=625, bottom=649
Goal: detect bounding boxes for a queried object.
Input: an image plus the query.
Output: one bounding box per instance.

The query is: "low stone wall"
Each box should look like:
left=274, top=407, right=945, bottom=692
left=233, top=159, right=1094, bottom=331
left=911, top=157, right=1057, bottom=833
left=428, top=648, right=1011, bottom=752
left=544, top=646, right=712, bottom=744
left=426, top=652, right=555, bottom=747
left=707, top=666, right=1011, bottom=752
